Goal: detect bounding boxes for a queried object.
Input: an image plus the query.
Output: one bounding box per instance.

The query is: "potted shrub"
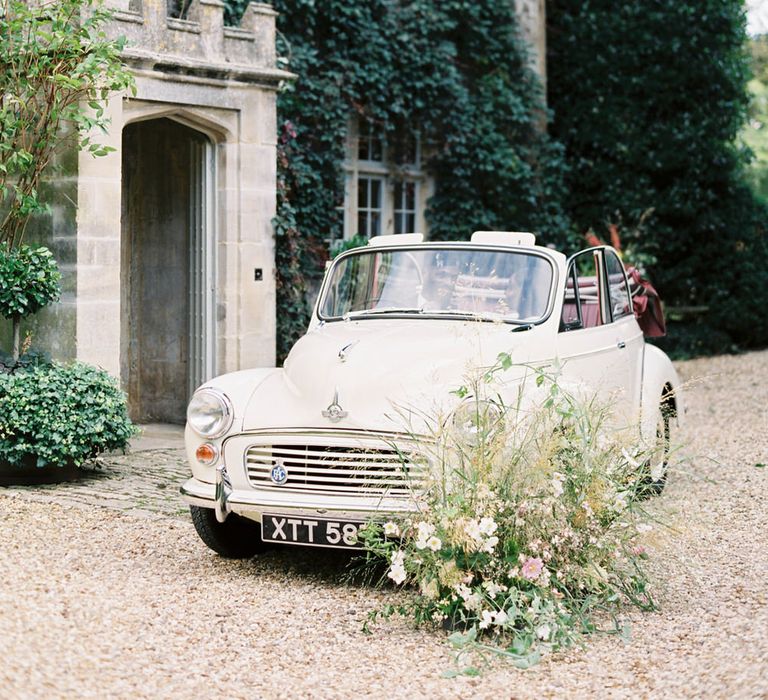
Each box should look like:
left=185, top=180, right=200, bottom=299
left=0, top=362, right=137, bottom=484
left=0, top=244, right=61, bottom=362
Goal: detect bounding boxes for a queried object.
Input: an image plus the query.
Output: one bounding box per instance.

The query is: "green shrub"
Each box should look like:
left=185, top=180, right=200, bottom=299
left=0, top=362, right=137, bottom=468
left=547, top=0, right=768, bottom=349
left=0, top=245, right=60, bottom=320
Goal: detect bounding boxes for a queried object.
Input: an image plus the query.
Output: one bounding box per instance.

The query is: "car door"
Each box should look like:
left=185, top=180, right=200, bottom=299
left=555, top=248, right=637, bottom=428
left=603, top=248, right=645, bottom=420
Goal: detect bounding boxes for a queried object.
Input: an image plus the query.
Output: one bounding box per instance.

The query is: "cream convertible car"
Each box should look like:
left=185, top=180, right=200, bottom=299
left=181, top=232, right=682, bottom=558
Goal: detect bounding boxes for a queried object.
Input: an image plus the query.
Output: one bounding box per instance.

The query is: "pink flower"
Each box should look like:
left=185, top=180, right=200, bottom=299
left=631, top=544, right=647, bottom=557
left=521, top=556, right=544, bottom=581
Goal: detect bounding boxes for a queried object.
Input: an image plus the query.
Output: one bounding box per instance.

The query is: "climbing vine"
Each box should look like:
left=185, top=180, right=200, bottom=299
left=267, top=0, right=572, bottom=361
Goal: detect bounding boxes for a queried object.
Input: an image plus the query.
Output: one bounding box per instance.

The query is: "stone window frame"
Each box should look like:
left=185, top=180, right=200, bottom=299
left=341, top=118, right=432, bottom=242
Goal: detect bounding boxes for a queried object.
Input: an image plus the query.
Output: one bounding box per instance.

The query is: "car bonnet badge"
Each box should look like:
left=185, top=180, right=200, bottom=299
left=270, top=460, right=288, bottom=485
left=322, top=388, right=348, bottom=423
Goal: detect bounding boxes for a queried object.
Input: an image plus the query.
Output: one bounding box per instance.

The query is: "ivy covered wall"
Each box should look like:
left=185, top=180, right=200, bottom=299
left=267, top=0, right=571, bottom=360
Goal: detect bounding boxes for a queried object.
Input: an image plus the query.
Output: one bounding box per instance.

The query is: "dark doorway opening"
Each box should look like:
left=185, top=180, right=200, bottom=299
left=121, top=118, right=214, bottom=423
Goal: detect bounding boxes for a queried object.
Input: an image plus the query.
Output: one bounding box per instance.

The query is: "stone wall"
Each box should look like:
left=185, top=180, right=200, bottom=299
left=5, top=0, right=293, bottom=422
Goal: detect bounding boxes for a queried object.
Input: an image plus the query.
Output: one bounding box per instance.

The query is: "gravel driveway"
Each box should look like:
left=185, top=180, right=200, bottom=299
left=1, top=350, right=767, bottom=699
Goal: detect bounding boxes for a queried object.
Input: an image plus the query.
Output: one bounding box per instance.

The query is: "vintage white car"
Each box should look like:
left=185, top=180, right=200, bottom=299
left=181, top=232, right=682, bottom=558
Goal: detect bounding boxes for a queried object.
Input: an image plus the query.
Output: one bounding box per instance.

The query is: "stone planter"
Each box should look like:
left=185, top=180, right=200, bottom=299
left=0, top=459, right=82, bottom=486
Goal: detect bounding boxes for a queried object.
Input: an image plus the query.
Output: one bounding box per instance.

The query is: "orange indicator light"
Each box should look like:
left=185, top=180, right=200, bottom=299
left=195, top=443, right=218, bottom=465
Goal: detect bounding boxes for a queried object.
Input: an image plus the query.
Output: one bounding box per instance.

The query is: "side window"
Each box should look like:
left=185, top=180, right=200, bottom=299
left=560, top=250, right=604, bottom=331
left=605, top=250, right=632, bottom=320
left=561, top=264, right=580, bottom=329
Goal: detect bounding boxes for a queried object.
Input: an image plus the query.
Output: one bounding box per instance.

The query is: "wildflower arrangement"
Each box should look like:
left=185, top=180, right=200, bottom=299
left=360, top=358, right=661, bottom=668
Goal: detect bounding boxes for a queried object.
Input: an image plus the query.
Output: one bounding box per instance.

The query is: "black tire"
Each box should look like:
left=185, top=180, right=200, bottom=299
left=640, top=402, right=673, bottom=498
left=189, top=505, right=268, bottom=559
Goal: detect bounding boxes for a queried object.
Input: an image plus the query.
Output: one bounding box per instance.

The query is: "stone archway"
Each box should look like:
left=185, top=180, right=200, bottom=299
left=120, top=117, right=216, bottom=423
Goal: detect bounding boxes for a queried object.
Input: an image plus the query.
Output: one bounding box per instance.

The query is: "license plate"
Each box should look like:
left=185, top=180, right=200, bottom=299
left=261, top=513, right=365, bottom=549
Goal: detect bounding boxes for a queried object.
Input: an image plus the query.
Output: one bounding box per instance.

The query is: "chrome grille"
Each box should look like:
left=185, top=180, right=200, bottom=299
left=244, top=439, right=426, bottom=497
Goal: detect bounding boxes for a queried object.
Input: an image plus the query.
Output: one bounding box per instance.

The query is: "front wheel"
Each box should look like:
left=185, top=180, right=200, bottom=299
left=640, top=403, right=673, bottom=497
left=189, top=505, right=268, bottom=559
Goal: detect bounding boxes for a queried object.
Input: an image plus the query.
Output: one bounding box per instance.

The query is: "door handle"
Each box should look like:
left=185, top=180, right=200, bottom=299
left=617, top=340, right=626, bottom=349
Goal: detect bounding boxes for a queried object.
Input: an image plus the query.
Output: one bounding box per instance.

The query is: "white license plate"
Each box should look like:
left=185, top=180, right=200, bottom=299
left=261, top=513, right=365, bottom=549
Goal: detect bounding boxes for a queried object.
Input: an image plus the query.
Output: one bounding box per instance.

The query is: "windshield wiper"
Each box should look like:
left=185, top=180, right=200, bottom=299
left=343, top=307, right=424, bottom=319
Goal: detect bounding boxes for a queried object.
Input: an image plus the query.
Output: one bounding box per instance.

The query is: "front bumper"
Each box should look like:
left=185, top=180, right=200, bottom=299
left=180, top=472, right=418, bottom=525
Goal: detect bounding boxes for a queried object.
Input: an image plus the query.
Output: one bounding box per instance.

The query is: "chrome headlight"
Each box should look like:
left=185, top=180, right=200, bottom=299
left=452, top=399, right=504, bottom=444
left=187, top=389, right=234, bottom=439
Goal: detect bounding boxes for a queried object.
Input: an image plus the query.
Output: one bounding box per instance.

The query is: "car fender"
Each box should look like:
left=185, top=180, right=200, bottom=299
left=640, top=344, right=684, bottom=442
left=185, top=368, right=283, bottom=481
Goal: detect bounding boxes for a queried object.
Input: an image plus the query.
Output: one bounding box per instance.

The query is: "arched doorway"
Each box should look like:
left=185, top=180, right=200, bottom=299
left=121, top=118, right=216, bottom=423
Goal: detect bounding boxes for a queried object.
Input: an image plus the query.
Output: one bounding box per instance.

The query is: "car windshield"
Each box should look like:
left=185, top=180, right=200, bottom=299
left=319, top=247, right=554, bottom=323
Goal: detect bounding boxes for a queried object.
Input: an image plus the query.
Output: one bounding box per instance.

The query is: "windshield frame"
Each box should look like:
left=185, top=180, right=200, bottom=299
left=316, top=243, right=559, bottom=326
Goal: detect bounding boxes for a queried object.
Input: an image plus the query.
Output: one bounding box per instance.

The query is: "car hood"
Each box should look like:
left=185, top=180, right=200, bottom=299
left=241, top=319, right=552, bottom=434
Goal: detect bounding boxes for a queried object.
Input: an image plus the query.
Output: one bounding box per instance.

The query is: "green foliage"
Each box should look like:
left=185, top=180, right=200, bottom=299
left=744, top=38, right=768, bottom=201
left=750, top=35, right=768, bottom=83
left=330, top=234, right=367, bottom=259
left=0, top=245, right=61, bottom=320
left=547, top=0, right=768, bottom=348
left=360, top=365, right=661, bottom=665
left=222, top=0, right=249, bottom=26
left=0, top=0, right=135, bottom=247
left=0, top=362, right=137, bottom=468
left=267, top=0, right=573, bottom=360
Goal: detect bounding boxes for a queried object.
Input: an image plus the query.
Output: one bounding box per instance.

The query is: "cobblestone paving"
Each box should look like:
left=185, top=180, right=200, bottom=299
left=0, top=447, right=191, bottom=519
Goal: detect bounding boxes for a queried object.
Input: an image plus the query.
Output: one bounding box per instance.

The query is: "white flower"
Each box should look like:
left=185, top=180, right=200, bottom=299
left=535, top=623, right=551, bottom=640
left=508, top=566, right=520, bottom=578
left=650, top=459, right=665, bottom=482
left=515, top=517, right=525, bottom=527
left=612, top=492, right=628, bottom=513
left=464, top=519, right=483, bottom=542
left=415, top=538, right=428, bottom=551
left=383, top=521, right=400, bottom=537
left=479, top=610, right=494, bottom=629
left=621, top=447, right=641, bottom=469
left=481, top=535, right=499, bottom=553
left=455, top=583, right=472, bottom=601
left=478, top=516, right=497, bottom=536
left=464, top=592, right=483, bottom=612
left=426, top=535, right=442, bottom=552
left=483, top=580, right=507, bottom=598
left=387, top=563, right=406, bottom=585
left=493, top=610, right=509, bottom=626
left=552, top=471, right=565, bottom=497
left=416, top=521, right=435, bottom=540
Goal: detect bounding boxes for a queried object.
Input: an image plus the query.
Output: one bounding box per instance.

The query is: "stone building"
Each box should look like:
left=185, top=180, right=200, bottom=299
left=23, top=0, right=291, bottom=423
left=17, top=0, right=545, bottom=425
